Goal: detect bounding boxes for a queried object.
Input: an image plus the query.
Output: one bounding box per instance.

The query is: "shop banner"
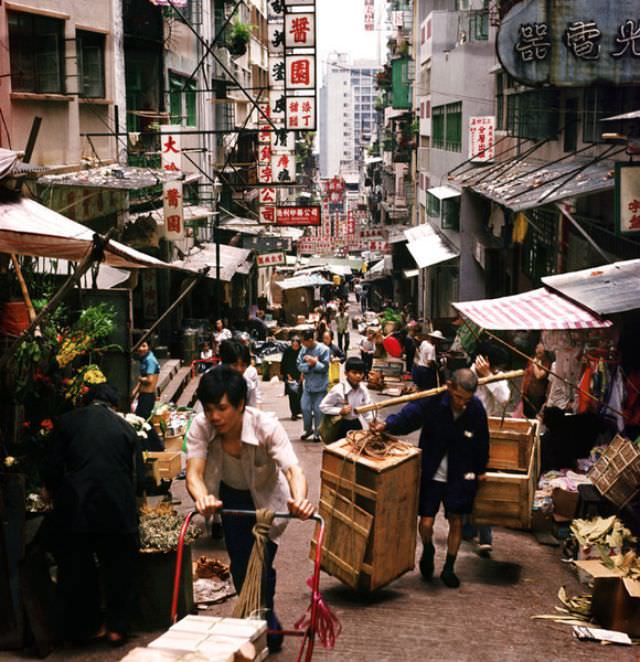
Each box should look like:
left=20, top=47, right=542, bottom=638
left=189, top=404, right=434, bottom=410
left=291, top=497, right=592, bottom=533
left=163, top=180, right=184, bottom=240
left=276, top=205, right=321, bottom=226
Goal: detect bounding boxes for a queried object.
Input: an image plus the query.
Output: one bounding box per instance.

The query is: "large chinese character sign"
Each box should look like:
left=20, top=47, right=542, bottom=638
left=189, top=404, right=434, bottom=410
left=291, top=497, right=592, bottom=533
left=616, top=163, right=640, bottom=235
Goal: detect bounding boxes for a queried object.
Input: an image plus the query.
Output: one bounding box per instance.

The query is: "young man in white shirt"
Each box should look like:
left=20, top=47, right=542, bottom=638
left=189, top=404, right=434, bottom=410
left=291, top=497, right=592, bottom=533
left=412, top=331, right=438, bottom=390
left=320, top=357, right=374, bottom=440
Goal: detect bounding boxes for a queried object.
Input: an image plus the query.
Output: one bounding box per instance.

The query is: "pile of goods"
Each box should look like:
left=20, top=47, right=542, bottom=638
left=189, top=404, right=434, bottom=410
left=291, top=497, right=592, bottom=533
left=139, top=503, right=201, bottom=553
left=152, top=403, right=191, bottom=451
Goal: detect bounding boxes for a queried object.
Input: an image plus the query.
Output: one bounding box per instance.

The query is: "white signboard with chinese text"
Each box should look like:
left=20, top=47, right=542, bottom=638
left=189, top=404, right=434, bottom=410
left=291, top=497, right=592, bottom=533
left=272, top=153, right=296, bottom=183
left=160, top=125, right=182, bottom=173
left=260, top=205, right=276, bottom=225
left=284, top=12, right=315, bottom=48
left=268, top=22, right=285, bottom=54
left=163, top=180, right=184, bottom=240
left=616, top=163, right=640, bottom=235
left=285, top=54, right=315, bottom=89
left=260, top=187, right=277, bottom=205
left=468, top=116, right=495, bottom=162
left=286, top=96, right=316, bottom=131
left=364, top=0, right=375, bottom=31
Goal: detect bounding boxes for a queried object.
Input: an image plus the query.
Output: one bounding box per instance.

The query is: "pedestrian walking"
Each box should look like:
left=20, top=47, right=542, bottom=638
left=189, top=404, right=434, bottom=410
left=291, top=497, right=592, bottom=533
left=403, top=324, right=418, bottom=373
left=372, top=369, right=489, bottom=589
left=44, top=383, right=144, bottom=646
left=320, top=357, right=374, bottom=441
left=521, top=341, right=551, bottom=418
left=335, top=305, right=350, bottom=354
left=213, top=319, right=232, bottom=349
left=219, top=340, right=261, bottom=408
left=297, top=329, right=330, bottom=442
left=360, top=282, right=369, bottom=313
left=359, top=328, right=376, bottom=378
left=281, top=336, right=302, bottom=420
left=185, top=366, right=315, bottom=654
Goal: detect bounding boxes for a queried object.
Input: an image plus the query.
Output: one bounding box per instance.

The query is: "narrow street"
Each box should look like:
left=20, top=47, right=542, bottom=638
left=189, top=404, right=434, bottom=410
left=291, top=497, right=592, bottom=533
left=7, top=314, right=629, bottom=662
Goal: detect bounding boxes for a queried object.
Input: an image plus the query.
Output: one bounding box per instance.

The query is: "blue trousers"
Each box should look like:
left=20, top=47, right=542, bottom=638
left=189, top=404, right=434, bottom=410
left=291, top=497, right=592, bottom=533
left=301, top=389, right=325, bottom=435
left=462, top=518, right=493, bottom=545
left=219, top=483, right=280, bottom=635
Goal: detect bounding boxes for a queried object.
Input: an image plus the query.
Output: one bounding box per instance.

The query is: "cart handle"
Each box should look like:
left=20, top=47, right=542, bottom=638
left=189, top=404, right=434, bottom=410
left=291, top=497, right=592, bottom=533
left=170, top=509, right=325, bottom=625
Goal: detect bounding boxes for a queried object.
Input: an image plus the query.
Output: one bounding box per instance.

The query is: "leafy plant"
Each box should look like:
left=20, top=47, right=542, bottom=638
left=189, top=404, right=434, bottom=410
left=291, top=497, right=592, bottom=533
left=228, top=20, right=255, bottom=43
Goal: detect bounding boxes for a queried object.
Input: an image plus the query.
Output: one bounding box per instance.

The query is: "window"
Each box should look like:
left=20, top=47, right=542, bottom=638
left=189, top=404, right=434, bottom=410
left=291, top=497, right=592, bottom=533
left=432, top=102, right=462, bottom=151
left=469, top=7, right=489, bottom=41
left=564, top=98, right=578, bottom=153
left=427, top=192, right=440, bottom=218
left=506, top=90, right=559, bottom=141
left=8, top=11, right=65, bottom=94
left=76, top=31, right=105, bottom=98
left=169, top=72, right=197, bottom=126
left=441, top=196, right=460, bottom=231
left=580, top=86, right=640, bottom=144
left=523, top=208, right=558, bottom=282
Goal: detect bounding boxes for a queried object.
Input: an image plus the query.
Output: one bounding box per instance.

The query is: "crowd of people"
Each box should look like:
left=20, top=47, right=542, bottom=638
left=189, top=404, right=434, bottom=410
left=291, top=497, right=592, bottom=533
left=44, top=283, right=585, bottom=652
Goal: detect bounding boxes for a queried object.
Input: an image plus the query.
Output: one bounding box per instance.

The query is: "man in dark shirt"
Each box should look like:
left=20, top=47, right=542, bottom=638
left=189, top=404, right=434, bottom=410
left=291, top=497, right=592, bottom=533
left=372, top=369, right=489, bottom=588
left=44, top=383, right=144, bottom=645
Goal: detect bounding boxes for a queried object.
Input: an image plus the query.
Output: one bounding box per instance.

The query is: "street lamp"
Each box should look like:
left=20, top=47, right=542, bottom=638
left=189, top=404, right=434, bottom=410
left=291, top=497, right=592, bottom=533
left=212, top=177, right=223, bottom=321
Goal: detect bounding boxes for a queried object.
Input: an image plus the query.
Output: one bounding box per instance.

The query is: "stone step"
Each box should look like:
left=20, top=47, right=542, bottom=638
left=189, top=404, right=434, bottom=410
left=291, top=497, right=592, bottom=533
left=176, top=373, right=202, bottom=408
left=157, top=359, right=181, bottom=393
left=159, top=366, right=192, bottom=405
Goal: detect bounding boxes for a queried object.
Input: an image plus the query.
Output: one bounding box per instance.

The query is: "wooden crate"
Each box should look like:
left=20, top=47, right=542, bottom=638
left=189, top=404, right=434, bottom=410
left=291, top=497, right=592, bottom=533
left=146, top=451, right=182, bottom=484
left=163, top=434, right=184, bottom=452
left=311, top=439, right=421, bottom=591
left=486, top=417, right=537, bottom=472
left=588, top=434, right=640, bottom=508
left=473, top=418, right=540, bottom=530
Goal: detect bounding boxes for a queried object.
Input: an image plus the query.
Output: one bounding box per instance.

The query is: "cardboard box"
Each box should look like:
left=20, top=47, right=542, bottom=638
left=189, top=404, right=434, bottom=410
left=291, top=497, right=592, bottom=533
left=551, top=487, right=579, bottom=522
left=574, top=560, right=640, bottom=637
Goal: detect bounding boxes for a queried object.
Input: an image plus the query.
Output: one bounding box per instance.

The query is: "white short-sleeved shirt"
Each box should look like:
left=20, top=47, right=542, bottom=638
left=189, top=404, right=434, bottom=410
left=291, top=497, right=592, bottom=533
left=415, top=340, right=436, bottom=368
left=186, top=406, right=299, bottom=540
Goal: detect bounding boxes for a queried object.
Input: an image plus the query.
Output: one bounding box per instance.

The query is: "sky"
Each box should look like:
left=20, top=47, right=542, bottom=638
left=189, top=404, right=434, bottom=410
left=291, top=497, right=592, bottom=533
left=316, top=0, right=385, bottom=74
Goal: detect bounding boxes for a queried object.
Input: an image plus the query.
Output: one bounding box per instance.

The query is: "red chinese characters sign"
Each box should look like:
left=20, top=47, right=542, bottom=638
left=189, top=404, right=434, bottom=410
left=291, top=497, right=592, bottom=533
left=276, top=205, right=321, bottom=226
left=285, top=96, right=316, bottom=130
left=616, top=162, right=640, bottom=235
left=284, top=12, right=315, bottom=48
left=257, top=252, right=286, bottom=268
left=163, top=180, right=184, bottom=240
left=468, top=116, right=495, bottom=162
left=160, top=125, right=182, bottom=173
left=285, top=55, right=315, bottom=89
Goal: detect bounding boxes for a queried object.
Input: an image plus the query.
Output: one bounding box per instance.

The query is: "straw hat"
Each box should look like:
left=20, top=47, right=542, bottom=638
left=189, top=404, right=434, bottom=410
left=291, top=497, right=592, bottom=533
left=427, top=330, right=450, bottom=342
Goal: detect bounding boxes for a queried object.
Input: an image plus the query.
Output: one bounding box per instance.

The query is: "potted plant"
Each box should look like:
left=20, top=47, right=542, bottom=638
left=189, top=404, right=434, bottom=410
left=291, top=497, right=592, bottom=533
left=227, top=20, right=254, bottom=57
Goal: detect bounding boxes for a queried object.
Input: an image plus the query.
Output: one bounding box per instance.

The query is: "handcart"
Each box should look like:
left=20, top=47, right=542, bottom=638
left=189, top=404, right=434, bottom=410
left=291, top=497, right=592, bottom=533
left=171, top=509, right=339, bottom=661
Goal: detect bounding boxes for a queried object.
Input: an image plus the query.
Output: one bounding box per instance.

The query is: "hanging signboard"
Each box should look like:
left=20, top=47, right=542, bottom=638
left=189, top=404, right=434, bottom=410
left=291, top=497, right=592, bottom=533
left=272, top=153, right=296, bottom=183
left=284, top=0, right=315, bottom=5
left=616, top=162, right=640, bottom=235
left=285, top=54, right=315, bottom=89
left=497, top=0, right=640, bottom=87
left=284, top=12, right=315, bottom=48
left=257, top=252, right=286, bottom=268
left=364, top=0, right=375, bottom=31
left=468, top=116, right=496, bottom=162
left=160, top=125, right=182, bottom=173
left=163, top=180, right=184, bottom=240
left=286, top=96, right=316, bottom=130
left=276, top=205, right=321, bottom=226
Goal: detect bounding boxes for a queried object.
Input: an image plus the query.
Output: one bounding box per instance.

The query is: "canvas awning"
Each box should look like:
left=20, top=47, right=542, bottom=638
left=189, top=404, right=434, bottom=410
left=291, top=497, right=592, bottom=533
left=365, top=255, right=393, bottom=281
left=404, top=223, right=459, bottom=269
left=0, top=148, right=20, bottom=180
left=542, top=259, right=640, bottom=316
left=453, top=157, right=615, bottom=212
left=453, top=287, right=612, bottom=330
left=172, top=242, right=252, bottom=282
left=37, top=165, right=186, bottom=190
left=275, top=274, right=331, bottom=290
left=306, top=256, right=364, bottom=271
left=427, top=186, right=461, bottom=201
left=403, top=269, right=419, bottom=279
left=0, top=196, right=181, bottom=270
left=33, top=257, right=130, bottom=289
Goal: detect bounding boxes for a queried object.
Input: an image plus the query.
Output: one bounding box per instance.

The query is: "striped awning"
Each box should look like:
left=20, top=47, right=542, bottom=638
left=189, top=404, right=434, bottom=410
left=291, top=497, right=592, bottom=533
left=452, top=288, right=612, bottom=331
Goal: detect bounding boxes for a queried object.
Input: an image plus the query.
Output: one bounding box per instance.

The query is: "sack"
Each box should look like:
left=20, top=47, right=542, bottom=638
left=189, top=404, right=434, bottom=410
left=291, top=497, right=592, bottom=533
left=328, top=359, right=341, bottom=386
left=319, top=414, right=343, bottom=445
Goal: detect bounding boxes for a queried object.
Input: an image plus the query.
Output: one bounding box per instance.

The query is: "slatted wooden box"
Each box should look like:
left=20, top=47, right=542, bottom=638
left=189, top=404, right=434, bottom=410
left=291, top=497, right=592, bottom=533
left=588, top=434, right=640, bottom=508
left=311, top=439, right=421, bottom=591
left=472, top=417, right=540, bottom=530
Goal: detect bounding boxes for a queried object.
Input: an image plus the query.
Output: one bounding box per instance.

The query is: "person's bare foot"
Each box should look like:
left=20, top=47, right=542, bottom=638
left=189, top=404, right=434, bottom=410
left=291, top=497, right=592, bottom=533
left=107, top=631, right=126, bottom=647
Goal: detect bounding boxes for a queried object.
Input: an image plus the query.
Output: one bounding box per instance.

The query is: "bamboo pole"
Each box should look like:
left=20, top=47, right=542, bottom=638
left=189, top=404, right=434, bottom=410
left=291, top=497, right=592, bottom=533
left=10, top=254, right=37, bottom=322
left=355, top=369, right=524, bottom=414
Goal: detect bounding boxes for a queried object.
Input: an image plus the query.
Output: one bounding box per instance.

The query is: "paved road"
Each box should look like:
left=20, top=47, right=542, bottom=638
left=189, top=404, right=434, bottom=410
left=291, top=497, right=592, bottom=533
left=6, top=316, right=634, bottom=661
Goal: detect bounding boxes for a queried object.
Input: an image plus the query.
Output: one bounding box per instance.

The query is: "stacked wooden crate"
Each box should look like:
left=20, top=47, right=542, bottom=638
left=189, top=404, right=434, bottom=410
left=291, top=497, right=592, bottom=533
left=588, top=434, right=640, bottom=508
left=473, top=417, right=540, bottom=530
left=311, top=439, right=421, bottom=591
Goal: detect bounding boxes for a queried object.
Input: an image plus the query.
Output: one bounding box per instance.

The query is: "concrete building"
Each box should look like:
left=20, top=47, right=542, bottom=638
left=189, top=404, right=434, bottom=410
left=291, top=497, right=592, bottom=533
left=350, top=59, right=379, bottom=164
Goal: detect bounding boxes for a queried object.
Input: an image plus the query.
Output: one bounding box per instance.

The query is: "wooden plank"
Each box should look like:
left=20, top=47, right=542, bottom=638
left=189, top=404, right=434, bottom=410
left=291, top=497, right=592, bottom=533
left=324, top=438, right=421, bottom=473
left=177, top=374, right=202, bottom=408
left=320, top=469, right=378, bottom=501
left=312, top=484, right=373, bottom=589
left=157, top=359, right=181, bottom=393
left=159, top=366, right=191, bottom=405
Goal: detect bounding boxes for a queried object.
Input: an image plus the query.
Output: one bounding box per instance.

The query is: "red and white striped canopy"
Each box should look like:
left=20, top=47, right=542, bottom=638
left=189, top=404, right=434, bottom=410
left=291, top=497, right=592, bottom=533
left=452, top=288, right=612, bottom=331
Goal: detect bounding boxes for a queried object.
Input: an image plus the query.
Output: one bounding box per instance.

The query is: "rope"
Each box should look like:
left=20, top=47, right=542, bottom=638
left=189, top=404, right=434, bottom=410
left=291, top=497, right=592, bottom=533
left=232, top=508, right=275, bottom=620
left=294, top=577, right=342, bottom=650
left=345, top=428, right=414, bottom=460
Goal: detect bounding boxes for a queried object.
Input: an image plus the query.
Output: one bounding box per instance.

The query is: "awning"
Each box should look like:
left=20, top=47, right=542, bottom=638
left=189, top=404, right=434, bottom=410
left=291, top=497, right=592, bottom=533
left=306, top=256, right=364, bottom=271
left=602, top=110, right=640, bottom=122
left=404, top=223, right=459, bottom=269
left=275, top=274, right=331, bottom=290
left=384, top=108, right=411, bottom=123
left=403, top=269, right=419, bottom=279
left=295, top=264, right=351, bottom=277
left=454, top=157, right=615, bottom=212
left=365, top=156, right=383, bottom=165
left=0, top=196, right=181, bottom=270
left=0, top=148, right=20, bottom=180
left=542, top=259, right=640, bottom=316
left=37, top=165, right=185, bottom=190
left=33, top=257, right=130, bottom=289
left=172, top=243, right=252, bottom=281
left=365, top=255, right=393, bottom=281
left=452, top=288, right=612, bottom=330
left=427, top=186, right=461, bottom=201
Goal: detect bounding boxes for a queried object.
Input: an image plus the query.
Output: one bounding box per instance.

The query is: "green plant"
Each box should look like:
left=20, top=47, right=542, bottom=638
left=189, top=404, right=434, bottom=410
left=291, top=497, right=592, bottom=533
left=228, top=20, right=254, bottom=43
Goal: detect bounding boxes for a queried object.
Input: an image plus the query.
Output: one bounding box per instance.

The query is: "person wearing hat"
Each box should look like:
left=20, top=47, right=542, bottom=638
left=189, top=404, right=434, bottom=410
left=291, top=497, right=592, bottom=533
left=320, top=357, right=375, bottom=440
left=281, top=336, right=302, bottom=420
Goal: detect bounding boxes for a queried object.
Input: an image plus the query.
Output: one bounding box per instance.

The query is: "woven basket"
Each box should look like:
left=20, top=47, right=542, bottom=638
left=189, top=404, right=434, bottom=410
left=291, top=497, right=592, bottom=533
left=588, top=435, right=640, bottom=508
